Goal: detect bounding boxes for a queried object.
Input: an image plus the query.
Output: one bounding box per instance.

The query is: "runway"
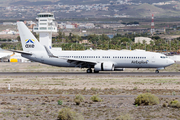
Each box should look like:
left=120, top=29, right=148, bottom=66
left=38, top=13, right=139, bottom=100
left=0, top=72, right=179, bottom=77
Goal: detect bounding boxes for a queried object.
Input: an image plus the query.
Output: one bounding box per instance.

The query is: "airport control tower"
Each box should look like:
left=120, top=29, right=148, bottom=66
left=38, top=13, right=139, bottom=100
left=33, top=13, right=57, bottom=49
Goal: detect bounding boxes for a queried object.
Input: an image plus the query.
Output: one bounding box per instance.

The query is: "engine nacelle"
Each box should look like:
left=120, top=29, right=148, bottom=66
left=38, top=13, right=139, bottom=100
left=94, top=62, right=114, bottom=71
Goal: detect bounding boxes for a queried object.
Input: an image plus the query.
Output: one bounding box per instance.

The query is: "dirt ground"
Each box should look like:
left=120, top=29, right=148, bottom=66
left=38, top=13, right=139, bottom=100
left=0, top=62, right=180, bottom=120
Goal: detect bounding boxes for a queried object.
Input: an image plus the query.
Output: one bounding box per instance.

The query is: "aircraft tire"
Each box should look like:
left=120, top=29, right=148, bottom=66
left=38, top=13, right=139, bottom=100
left=87, top=69, right=92, bottom=73
left=155, top=70, right=159, bottom=73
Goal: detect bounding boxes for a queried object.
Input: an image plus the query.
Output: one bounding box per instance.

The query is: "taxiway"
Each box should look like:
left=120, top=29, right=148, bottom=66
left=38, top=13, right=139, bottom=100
left=0, top=72, right=179, bottom=77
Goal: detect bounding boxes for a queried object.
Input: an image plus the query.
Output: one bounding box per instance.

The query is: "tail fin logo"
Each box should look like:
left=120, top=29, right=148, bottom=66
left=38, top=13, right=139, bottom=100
left=25, top=39, right=35, bottom=48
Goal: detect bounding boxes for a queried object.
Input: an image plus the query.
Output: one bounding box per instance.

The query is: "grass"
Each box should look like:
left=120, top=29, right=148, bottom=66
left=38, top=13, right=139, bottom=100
left=1, top=88, right=180, bottom=119
left=134, top=93, right=159, bottom=106
left=116, top=114, right=132, bottom=120
left=74, top=94, right=85, bottom=105
left=169, top=100, right=180, bottom=108
left=0, top=62, right=180, bottom=119
left=58, top=99, right=63, bottom=105
left=57, top=108, right=84, bottom=120
left=91, top=94, right=102, bottom=102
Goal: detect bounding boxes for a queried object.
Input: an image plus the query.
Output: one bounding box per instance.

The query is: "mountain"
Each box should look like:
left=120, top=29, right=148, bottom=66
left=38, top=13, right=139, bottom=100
left=0, top=0, right=180, bottom=19
left=0, top=0, right=175, bottom=6
left=132, top=0, right=171, bottom=4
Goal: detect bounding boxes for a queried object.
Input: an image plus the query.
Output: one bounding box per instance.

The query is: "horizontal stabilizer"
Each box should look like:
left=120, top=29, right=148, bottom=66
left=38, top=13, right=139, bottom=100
left=8, top=50, right=32, bottom=55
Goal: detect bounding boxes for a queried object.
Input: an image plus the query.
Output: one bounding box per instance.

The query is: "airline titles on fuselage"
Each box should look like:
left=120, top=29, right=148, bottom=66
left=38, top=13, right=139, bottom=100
left=131, top=60, right=149, bottom=64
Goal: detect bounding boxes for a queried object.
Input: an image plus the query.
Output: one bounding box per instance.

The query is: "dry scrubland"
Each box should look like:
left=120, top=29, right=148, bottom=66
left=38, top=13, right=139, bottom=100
left=0, top=63, right=180, bottom=120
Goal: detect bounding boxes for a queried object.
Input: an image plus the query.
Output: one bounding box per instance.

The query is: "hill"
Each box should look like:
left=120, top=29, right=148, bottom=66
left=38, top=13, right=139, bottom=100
left=135, top=3, right=165, bottom=17
left=0, top=0, right=174, bottom=6
left=0, top=0, right=180, bottom=19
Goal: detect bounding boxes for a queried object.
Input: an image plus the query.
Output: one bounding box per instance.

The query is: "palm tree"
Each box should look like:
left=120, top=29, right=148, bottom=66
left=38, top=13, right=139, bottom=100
left=150, top=40, right=154, bottom=51
left=143, top=40, right=147, bottom=50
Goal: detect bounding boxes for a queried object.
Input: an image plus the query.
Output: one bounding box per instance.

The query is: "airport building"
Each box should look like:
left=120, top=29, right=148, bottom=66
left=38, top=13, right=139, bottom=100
left=135, top=37, right=153, bottom=45
left=33, top=13, right=57, bottom=49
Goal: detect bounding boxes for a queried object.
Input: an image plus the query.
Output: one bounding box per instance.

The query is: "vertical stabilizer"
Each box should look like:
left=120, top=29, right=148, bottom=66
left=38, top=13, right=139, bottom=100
left=17, top=21, right=44, bottom=52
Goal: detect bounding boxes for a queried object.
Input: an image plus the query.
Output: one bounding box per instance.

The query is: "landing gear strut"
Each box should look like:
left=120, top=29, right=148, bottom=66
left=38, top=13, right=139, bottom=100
left=87, top=68, right=92, bottom=73
left=94, top=70, right=99, bottom=73
left=155, top=70, right=159, bottom=73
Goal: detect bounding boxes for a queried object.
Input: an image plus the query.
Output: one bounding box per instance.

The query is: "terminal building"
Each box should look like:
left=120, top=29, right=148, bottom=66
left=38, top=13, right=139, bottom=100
left=135, top=37, right=153, bottom=45
left=33, top=13, right=57, bottom=49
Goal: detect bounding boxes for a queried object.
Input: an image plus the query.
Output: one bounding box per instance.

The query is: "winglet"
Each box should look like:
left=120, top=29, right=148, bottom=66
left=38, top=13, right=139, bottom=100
left=44, top=46, right=58, bottom=58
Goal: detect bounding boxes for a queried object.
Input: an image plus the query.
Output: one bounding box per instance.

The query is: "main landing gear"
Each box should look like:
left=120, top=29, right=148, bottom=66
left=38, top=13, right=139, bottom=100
left=87, top=68, right=92, bottom=73
left=155, top=70, right=159, bottom=74
left=86, top=69, right=99, bottom=73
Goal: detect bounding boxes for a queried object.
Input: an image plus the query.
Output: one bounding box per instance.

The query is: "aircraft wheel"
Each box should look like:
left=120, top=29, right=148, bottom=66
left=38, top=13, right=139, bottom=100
left=155, top=70, right=159, bottom=74
left=87, top=69, right=92, bottom=73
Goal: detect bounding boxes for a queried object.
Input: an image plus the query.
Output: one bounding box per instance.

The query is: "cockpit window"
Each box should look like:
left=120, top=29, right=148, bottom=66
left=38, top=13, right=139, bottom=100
left=160, top=56, right=166, bottom=59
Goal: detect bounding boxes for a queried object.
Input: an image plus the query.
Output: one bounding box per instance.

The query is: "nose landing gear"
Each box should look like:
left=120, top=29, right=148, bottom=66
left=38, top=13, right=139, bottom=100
left=155, top=67, right=164, bottom=73
left=155, top=70, right=159, bottom=73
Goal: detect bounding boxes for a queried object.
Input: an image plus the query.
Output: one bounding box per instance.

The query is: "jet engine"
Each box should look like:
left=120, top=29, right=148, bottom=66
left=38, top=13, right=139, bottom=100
left=94, top=62, right=114, bottom=71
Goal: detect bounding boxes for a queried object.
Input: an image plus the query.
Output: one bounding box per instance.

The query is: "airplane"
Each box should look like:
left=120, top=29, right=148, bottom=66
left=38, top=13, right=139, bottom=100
left=0, top=48, right=14, bottom=62
left=0, top=48, right=29, bottom=62
left=10, top=21, right=175, bottom=73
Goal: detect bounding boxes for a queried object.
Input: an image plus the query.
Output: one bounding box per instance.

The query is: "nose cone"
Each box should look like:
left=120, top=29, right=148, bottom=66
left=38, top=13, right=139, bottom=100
left=168, top=59, right=175, bottom=65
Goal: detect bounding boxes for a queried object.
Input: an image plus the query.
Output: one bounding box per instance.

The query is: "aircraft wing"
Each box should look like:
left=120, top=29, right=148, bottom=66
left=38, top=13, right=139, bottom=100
left=66, top=58, right=97, bottom=68
left=44, top=45, right=97, bottom=68
left=8, top=50, right=32, bottom=55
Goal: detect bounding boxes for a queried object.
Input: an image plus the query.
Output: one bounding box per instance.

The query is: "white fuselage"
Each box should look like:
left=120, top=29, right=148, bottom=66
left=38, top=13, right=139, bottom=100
left=22, top=49, right=174, bottom=69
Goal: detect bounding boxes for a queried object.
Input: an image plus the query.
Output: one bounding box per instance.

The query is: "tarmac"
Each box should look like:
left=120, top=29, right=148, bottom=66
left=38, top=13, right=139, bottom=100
left=0, top=72, right=179, bottom=77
